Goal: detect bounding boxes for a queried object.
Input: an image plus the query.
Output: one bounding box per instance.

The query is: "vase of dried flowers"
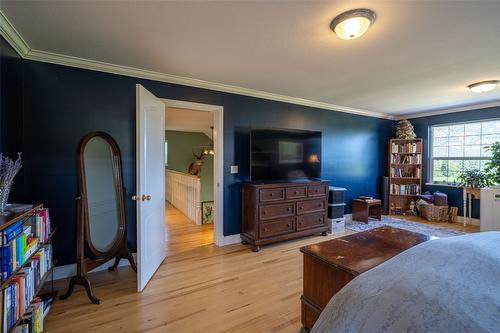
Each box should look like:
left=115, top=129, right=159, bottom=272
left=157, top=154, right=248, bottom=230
left=0, top=153, right=22, bottom=215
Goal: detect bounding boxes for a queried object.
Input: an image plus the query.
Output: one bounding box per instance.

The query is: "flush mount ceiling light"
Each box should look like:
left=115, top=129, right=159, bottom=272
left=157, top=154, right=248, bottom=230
left=330, top=8, right=376, bottom=40
left=468, top=80, right=499, bottom=93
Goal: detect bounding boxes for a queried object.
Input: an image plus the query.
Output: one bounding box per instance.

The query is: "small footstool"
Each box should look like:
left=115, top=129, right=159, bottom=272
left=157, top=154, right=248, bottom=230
left=352, top=199, right=382, bottom=224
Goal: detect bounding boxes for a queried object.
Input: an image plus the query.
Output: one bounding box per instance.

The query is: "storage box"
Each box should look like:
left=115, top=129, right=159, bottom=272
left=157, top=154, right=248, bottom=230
left=328, top=203, right=346, bottom=219
left=420, top=204, right=448, bottom=222
left=330, top=217, right=345, bottom=234
left=328, top=187, right=346, bottom=205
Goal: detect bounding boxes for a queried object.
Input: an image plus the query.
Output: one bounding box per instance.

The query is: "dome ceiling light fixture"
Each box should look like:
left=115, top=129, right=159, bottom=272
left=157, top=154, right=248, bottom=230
left=467, top=80, right=499, bottom=93
left=330, top=8, right=376, bottom=40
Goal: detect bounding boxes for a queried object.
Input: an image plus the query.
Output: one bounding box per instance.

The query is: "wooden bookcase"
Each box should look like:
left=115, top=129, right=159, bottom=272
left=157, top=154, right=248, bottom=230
left=388, top=139, right=423, bottom=214
left=0, top=204, right=56, bottom=333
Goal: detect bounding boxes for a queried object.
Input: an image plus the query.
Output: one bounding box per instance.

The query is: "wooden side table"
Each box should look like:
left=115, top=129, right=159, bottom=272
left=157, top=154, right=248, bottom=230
left=352, top=199, right=382, bottom=223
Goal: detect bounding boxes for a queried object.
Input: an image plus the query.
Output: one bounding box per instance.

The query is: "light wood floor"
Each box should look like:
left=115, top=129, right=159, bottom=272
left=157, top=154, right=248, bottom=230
left=44, top=206, right=476, bottom=332
left=165, top=202, right=214, bottom=256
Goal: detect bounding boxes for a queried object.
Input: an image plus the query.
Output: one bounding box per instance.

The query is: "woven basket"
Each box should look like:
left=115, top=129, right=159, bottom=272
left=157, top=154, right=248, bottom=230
left=420, top=204, right=448, bottom=222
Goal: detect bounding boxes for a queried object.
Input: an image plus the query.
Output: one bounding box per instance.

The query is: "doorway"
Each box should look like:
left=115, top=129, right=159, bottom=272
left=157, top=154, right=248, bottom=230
left=136, top=84, right=224, bottom=291
left=164, top=107, right=215, bottom=252
left=162, top=99, right=224, bottom=248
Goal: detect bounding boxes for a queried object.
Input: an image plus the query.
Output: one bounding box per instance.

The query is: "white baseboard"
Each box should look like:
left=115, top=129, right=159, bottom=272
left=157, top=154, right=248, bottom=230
left=51, top=253, right=136, bottom=281
left=220, top=233, right=241, bottom=246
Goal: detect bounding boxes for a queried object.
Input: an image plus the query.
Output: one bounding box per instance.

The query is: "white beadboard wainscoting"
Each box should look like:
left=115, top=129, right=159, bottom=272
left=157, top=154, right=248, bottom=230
left=166, top=169, right=202, bottom=224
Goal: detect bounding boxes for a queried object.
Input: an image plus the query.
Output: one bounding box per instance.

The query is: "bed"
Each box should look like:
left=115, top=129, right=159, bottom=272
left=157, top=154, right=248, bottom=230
left=312, top=232, right=500, bottom=333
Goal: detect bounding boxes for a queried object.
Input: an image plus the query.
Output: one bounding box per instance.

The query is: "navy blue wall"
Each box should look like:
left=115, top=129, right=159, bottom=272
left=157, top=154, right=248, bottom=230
left=410, top=106, right=500, bottom=218
left=21, top=60, right=393, bottom=265
left=2, top=36, right=393, bottom=265
left=0, top=37, right=25, bottom=201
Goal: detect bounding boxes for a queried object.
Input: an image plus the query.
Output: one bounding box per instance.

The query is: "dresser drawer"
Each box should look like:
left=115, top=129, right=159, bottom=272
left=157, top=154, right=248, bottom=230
left=297, top=199, right=325, bottom=215
left=259, top=218, right=295, bottom=238
left=308, top=185, right=327, bottom=197
left=286, top=186, right=307, bottom=200
left=259, top=188, right=285, bottom=202
left=259, top=203, right=295, bottom=221
left=297, top=213, right=326, bottom=231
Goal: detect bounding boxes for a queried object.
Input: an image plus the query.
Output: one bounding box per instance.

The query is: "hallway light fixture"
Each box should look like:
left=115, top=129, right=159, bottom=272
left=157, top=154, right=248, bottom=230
left=468, top=80, right=499, bottom=93
left=330, top=8, right=376, bottom=40
left=202, top=126, right=215, bottom=156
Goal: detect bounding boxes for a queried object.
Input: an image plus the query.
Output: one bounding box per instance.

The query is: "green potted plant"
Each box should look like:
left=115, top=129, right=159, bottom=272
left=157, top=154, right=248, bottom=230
left=456, top=169, right=491, bottom=189
left=485, top=141, right=500, bottom=186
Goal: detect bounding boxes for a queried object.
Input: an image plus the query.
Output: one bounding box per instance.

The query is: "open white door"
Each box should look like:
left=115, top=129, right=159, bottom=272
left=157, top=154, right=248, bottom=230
left=136, top=84, right=166, bottom=292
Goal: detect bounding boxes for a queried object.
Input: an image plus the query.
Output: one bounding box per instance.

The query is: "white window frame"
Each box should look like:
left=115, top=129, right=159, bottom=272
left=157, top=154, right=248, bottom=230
left=429, top=118, right=500, bottom=185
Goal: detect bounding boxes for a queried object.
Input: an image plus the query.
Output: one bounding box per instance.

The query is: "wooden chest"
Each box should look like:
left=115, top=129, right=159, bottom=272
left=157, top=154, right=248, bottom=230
left=241, top=180, right=330, bottom=252
left=300, top=226, right=430, bottom=331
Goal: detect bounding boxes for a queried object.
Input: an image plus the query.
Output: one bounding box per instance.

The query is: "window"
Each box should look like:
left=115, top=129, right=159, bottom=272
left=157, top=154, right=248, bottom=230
left=430, top=119, right=500, bottom=184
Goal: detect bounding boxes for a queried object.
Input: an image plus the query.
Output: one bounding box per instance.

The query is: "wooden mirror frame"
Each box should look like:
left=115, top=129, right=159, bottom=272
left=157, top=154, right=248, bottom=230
left=60, top=131, right=136, bottom=304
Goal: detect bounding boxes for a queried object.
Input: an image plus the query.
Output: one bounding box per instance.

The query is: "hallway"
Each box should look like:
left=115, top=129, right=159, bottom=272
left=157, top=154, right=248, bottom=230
left=165, top=202, right=214, bottom=255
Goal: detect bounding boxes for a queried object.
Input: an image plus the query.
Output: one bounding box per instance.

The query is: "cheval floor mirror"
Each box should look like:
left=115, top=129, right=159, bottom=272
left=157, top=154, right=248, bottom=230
left=60, top=131, right=136, bottom=304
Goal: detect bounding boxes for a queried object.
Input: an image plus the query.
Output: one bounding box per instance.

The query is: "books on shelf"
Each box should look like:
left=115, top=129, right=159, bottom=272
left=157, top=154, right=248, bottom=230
left=391, top=142, right=420, bottom=154
left=390, top=153, right=421, bottom=165
left=1, top=209, right=51, bottom=281
left=390, top=166, right=421, bottom=178
left=1, top=244, right=52, bottom=333
left=390, top=184, right=420, bottom=195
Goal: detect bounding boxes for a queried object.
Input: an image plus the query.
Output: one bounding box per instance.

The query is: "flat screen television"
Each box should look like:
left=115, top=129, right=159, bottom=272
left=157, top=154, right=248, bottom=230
left=250, top=128, right=322, bottom=182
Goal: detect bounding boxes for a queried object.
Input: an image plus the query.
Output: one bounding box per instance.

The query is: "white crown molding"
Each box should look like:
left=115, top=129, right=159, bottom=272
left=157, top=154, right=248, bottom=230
left=0, top=9, right=393, bottom=120
left=2, top=9, right=497, bottom=122
left=0, top=9, right=30, bottom=56
left=25, top=49, right=394, bottom=119
left=397, top=100, right=500, bottom=120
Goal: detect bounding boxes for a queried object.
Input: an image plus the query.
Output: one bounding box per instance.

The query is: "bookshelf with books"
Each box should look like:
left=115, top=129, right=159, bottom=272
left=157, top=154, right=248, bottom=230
left=388, top=139, right=423, bottom=215
left=0, top=204, right=56, bottom=333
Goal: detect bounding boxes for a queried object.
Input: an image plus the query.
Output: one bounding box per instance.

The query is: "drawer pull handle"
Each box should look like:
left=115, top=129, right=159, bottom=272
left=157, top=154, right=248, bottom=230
left=299, top=222, right=303, bottom=225
left=264, top=228, right=268, bottom=232
left=270, top=193, right=274, bottom=197
left=318, top=218, right=322, bottom=222
left=263, top=211, right=267, bottom=214
left=294, top=191, right=298, bottom=194
left=299, top=206, right=303, bottom=210
left=286, top=224, right=291, bottom=227
left=287, top=207, right=292, bottom=211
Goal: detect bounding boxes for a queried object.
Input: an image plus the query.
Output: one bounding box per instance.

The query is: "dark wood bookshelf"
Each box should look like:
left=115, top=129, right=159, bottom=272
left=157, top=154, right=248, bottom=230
left=0, top=204, right=56, bottom=332
left=388, top=139, right=423, bottom=214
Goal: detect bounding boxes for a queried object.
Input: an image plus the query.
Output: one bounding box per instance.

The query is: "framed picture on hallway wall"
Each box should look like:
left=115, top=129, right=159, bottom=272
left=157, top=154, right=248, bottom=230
left=202, top=201, right=214, bottom=224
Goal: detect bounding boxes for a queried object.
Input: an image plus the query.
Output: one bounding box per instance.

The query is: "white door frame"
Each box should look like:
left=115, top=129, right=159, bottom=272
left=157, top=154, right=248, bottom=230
left=162, top=99, right=225, bottom=247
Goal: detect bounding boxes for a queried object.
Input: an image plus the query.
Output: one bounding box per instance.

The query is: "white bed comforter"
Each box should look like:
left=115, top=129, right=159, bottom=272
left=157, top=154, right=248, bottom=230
left=312, top=232, right=500, bottom=333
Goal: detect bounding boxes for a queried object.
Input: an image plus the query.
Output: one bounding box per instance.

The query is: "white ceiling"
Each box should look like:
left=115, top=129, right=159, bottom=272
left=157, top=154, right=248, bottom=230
left=165, top=107, right=213, bottom=137
left=2, top=1, right=500, bottom=117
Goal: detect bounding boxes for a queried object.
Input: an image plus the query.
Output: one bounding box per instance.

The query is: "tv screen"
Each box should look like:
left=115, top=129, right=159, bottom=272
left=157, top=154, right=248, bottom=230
left=250, top=128, right=321, bottom=182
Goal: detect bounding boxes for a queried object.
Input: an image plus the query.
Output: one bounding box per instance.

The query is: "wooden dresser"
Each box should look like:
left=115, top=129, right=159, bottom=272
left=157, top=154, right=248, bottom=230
left=241, top=180, right=330, bottom=252
left=300, top=227, right=430, bottom=331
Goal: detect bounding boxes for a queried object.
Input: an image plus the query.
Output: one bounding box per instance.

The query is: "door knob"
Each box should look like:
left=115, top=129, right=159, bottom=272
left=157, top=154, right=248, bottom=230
left=131, top=195, right=139, bottom=201
left=142, top=194, right=152, bottom=201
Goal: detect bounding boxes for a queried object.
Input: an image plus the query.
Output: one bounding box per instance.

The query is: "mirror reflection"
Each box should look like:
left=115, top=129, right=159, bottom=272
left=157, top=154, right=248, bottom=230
left=83, top=136, right=120, bottom=252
